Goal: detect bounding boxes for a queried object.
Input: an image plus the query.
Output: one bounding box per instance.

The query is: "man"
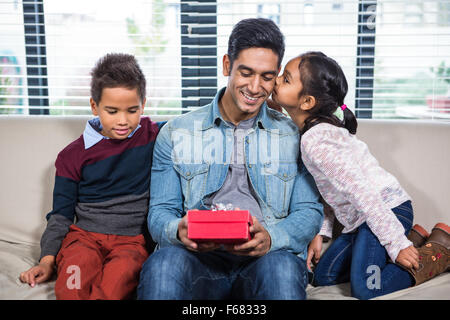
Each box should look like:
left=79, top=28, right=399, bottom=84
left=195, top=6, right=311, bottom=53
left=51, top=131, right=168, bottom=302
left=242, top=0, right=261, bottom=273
left=137, top=18, right=323, bottom=300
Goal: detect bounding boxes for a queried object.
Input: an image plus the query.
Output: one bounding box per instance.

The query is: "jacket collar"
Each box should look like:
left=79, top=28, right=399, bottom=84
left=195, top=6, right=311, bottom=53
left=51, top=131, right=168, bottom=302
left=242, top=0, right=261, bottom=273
left=202, top=87, right=273, bottom=131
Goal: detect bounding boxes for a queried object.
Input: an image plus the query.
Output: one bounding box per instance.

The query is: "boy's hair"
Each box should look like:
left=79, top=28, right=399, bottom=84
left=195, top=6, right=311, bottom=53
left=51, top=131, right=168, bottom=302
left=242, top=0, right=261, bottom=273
left=297, top=51, right=358, bottom=135
left=90, top=53, right=146, bottom=104
left=227, top=18, right=285, bottom=70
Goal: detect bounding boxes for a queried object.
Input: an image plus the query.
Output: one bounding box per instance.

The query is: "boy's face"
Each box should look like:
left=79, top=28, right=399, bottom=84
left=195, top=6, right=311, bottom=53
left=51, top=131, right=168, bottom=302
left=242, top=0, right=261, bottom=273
left=90, top=87, right=145, bottom=140
left=222, top=47, right=279, bottom=121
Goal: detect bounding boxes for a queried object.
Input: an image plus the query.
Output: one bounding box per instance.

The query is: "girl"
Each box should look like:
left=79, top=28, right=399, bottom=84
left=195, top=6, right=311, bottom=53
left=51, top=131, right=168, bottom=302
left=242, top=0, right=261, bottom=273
left=270, top=51, right=449, bottom=299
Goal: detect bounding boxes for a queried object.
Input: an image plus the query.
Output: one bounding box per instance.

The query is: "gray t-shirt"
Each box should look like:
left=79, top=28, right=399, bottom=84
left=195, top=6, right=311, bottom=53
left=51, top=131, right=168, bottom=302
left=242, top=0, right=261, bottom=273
left=204, top=117, right=265, bottom=226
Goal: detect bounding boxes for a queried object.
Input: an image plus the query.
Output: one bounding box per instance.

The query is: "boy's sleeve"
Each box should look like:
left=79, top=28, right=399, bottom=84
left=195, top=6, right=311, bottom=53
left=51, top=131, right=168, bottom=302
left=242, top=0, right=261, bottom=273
left=39, top=154, right=78, bottom=260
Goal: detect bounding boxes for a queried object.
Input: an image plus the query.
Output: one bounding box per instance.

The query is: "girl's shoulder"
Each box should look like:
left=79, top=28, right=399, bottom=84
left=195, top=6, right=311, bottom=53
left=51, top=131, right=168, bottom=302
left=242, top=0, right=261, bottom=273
left=301, top=122, right=349, bottom=146
left=300, top=123, right=363, bottom=167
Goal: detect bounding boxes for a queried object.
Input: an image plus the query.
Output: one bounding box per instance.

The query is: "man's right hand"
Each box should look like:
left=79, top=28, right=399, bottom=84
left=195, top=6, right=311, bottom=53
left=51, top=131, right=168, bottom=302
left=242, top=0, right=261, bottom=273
left=177, top=215, right=220, bottom=252
left=19, top=255, right=55, bottom=287
left=306, top=234, right=323, bottom=271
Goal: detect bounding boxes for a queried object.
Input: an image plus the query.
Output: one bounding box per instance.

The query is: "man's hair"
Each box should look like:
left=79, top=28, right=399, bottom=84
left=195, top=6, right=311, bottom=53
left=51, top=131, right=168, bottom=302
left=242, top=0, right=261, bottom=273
left=90, top=53, right=146, bottom=104
left=227, top=18, right=285, bottom=70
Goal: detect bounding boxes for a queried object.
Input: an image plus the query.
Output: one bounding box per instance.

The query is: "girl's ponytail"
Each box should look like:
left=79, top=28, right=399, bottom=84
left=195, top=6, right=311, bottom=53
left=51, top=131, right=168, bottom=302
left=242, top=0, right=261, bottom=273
left=342, top=106, right=358, bottom=134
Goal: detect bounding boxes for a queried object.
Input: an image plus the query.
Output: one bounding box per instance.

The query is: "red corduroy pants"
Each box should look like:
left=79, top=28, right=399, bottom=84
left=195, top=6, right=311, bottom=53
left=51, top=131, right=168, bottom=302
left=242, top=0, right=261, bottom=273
left=55, top=224, right=149, bottom=300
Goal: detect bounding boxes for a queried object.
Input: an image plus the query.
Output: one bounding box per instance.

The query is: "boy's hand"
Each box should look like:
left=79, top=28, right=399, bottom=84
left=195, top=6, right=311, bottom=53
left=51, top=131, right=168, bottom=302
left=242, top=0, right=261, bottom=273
left=19, top=255, right=55, bottom=287
left=177, top=215, right=220, bottom=252
left=307, top=235, right=323, bottom=271
left=225, top=217, right=271, bottom=257
left=396, top=245, right=420, bottom=270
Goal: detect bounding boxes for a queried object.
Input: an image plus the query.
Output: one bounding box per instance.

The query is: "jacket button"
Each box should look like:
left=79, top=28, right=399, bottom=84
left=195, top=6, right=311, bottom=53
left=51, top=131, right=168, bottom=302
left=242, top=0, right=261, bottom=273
left=186, top=172, right=191, bottom=176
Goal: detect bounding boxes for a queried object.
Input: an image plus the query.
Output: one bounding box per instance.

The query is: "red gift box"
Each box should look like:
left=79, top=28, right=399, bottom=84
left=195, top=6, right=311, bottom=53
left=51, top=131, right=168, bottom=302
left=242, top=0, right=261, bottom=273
left=187, top=210, right=253, bottom=243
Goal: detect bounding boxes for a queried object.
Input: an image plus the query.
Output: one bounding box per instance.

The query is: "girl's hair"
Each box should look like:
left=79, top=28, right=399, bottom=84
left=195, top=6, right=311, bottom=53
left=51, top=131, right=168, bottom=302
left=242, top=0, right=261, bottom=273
left=297, top=51, right=358, bottom=134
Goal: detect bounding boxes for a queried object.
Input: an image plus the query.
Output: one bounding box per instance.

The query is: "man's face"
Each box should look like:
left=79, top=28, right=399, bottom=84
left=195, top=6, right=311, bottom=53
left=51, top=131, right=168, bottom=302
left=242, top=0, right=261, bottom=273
left=222, top=47, right=279, bottom=121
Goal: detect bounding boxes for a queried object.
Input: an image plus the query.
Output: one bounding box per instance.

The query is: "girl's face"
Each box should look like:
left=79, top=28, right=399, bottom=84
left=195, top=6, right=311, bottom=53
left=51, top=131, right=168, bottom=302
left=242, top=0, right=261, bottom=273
left=272, top=56, right=315, bottom=129
left=272, top=57, right=303, bottom=110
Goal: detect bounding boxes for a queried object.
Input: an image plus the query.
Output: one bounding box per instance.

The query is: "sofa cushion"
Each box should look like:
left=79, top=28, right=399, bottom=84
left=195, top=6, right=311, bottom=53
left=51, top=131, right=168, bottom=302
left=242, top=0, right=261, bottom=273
left=0, top=240, right=55, bottom=299
left=2, top=238, right=448, bottom=300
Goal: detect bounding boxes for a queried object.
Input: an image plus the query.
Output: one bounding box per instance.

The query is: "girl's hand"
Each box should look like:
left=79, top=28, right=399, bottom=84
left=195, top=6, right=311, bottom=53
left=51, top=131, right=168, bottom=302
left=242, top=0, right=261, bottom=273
left=307, top=235, right=323, bottom=271
left=19, top=255, right=55, bottom=287
left=396, top=245, right=420, bottom=270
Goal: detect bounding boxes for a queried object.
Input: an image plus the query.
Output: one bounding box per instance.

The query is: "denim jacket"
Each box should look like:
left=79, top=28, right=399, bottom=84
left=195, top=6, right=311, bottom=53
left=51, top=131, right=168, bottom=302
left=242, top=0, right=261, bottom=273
left=148, top=88, right=323, bottom=258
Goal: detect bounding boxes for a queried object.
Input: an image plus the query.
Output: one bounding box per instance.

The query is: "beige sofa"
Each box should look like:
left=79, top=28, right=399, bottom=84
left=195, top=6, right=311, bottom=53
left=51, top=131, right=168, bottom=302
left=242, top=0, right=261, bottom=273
left=0, top=115, right=449, bottom=300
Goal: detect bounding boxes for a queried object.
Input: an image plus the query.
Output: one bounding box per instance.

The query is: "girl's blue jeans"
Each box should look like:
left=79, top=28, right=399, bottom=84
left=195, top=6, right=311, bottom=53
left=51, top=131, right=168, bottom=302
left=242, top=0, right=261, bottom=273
left=312, top=200, right=415, bottom=300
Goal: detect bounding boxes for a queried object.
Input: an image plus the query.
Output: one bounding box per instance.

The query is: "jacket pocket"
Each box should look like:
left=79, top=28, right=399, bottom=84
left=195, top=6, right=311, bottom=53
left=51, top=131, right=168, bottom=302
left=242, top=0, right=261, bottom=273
left=173, top=163, right=209, bottom=209
left=263, top=162, right=298, bottom=218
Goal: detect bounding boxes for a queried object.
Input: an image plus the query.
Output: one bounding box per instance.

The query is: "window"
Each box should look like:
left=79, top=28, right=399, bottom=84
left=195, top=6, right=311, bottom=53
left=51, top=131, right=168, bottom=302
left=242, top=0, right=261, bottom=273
left=217, top=0, right=359, bottom=109
left=332, top=1, right=343, bottom=11
left=404, top=3, right=423, bottom=24
left=1, top=0, right=182, bottom=116
left=257, top=4, right=281, bottom=24
left=303, top=2, right=314, bottom=26
left=373, top=0, right=450, bottom=120
left=1, top=0, right=449, bottom=121
left=0, top=0, right=27, bottom=114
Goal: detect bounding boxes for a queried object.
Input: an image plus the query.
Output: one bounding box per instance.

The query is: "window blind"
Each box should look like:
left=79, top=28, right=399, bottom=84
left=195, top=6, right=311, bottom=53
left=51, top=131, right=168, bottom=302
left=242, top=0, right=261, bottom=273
left=181, top=0, right=218, bottom=112
left=1, top=0, right=449, bottom=121
left=1, top=0, right=185, bottom=116
left=372, top=0, right=450, bottom=120
left=216, top=0, right=360, bottom=114
left=1, top=0, right=28, bottom=114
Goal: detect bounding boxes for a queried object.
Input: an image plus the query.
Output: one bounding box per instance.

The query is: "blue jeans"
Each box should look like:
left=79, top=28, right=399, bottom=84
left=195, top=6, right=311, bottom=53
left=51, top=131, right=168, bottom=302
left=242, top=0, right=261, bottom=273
left=137, top=247, right=308, bottom=300
left=313, top=201, right=415, bottom=300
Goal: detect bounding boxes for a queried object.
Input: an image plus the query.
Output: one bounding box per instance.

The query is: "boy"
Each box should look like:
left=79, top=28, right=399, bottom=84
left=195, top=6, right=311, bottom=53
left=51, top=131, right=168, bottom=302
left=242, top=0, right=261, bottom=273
left=20, top=53, right=161, bottom=300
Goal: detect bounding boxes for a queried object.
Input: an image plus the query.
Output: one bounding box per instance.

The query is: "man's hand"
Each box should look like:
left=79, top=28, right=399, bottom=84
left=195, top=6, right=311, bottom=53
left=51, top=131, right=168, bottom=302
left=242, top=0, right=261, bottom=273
left=396, top=245, right=420, bottom=270
left=225, top=217, right=271, bottom=257
left=177, top=215, right=220, bottom=252
left=306, top=234, right=323, bottom=271
left=19, top=255, right=55, bottom=287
